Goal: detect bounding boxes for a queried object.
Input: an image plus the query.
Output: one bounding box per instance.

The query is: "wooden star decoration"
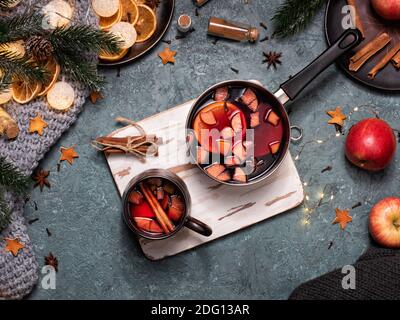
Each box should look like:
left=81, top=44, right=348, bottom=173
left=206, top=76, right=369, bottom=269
left=327, top=106, right=347, bottom=127
left=332, top=208, right=353, bottom=230
left=89, top=91, right=104, bottom=104
left=158, top=47, right=176, bottom=65
left=4, top=238, right=24, bottom=257
left=29, top=114, right=48, bottom=136
left=32, top=168, right=51, bottom=191
left=60, top=146, right=79, bottom=165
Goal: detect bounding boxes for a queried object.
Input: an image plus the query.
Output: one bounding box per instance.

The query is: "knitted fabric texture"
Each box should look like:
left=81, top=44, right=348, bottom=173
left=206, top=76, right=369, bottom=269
left=0, top=0, right=97, bottom=299
left=289, top=247, right=400, bottom=300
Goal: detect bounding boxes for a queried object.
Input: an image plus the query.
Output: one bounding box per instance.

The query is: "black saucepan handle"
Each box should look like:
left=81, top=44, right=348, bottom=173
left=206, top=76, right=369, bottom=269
left=280, top=29, right=363, bottom=101
left=185, top=216, right=213, bottom=237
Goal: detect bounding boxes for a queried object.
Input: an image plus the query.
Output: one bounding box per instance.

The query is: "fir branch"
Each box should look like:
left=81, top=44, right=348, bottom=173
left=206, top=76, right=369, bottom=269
left=0, top=191, right=10, bottom=232
left=50, top=25, right=121, bottom=55
left=0, top=12, right=43, bottom=43
left=54, top=49, right=104, bottom=91
left=0, top=74, right=11, bottom=92
left=0, top=0, right=19, bottom=9
left=272, top=0, right=326, bottom=38
left=0, top=50, right=48, bottom=83
left=0, top=156, right=29, bottom=195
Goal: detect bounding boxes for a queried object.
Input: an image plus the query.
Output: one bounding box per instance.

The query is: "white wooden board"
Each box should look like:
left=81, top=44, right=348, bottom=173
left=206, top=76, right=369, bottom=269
left=105, top=88, right=304, bottom=260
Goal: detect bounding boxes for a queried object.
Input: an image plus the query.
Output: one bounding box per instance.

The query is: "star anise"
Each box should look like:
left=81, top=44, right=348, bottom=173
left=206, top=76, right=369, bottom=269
left=262, top=51, right=282, bottom=69
left=44, top=252, right=58, bottom=272
left=32, top=168, right=50, bottom=192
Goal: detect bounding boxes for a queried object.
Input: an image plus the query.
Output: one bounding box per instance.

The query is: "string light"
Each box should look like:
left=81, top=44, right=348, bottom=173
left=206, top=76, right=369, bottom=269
left=306, top=195, right=310, bottom=201
left=316, top=140, right=324, bottom=144
left=336, top=132, right=341, bottom=137
left=301, top=218, right=310, bottom=226
left=303, top=182, right=308, bottom=186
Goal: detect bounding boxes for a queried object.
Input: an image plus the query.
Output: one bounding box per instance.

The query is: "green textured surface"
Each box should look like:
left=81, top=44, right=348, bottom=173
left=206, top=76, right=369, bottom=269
left=26, top=0, right=400, bottom=299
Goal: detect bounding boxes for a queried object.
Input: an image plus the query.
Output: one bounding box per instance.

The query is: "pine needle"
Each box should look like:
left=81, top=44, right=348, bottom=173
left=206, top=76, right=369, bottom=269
left=272, top=0, right=326, bottom=38
left=0, top=0, right=19, bottom=9
left=50, top=25, right=121, bottom=55
left=54, top=49, right=104, bottom=91
left=0, top=157, right=29, bottom=195
left=0, top=191, right=10, bottom=232
left=0, top=50, right=48, bottom=83
left=0, top=12, right=43, bottom=43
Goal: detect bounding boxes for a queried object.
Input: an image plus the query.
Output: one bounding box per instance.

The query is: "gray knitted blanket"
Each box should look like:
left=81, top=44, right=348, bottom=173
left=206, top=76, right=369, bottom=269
left=0, top=0, right=96, bottom=299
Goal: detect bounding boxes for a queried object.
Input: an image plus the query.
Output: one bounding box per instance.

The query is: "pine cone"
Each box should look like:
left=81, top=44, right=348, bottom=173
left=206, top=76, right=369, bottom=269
left=25, top=36, right=54, bottom=62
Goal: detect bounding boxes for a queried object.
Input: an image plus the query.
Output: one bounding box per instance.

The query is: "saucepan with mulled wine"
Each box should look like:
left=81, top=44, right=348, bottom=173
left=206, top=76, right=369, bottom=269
left=186, top=29, right=363, bottom=186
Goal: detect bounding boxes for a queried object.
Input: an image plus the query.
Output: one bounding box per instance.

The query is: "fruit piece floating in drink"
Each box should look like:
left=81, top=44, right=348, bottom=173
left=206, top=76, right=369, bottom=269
left=128, top=177, right=186, bottom=236
left=190, top=85, right=284, bottom=184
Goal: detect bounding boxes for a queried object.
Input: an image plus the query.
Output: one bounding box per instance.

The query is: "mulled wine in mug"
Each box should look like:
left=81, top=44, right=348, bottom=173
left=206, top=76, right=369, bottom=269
left=122, top=169, right=212, bottom=240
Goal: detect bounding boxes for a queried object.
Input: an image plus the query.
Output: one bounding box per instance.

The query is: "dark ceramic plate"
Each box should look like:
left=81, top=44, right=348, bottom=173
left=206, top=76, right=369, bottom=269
left=325, top=0, right=400, bottom=91
left=99, top=0, right=175, bottom=67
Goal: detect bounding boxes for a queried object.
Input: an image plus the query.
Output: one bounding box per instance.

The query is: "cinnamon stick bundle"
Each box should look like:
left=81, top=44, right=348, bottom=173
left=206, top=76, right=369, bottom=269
left=347, top=0, right=365, bottom=38
left=349, top=33, right=391, bottom=72
left=368, top=43, right=400, bottom=79
left=392, top=51, right=400, bottom=69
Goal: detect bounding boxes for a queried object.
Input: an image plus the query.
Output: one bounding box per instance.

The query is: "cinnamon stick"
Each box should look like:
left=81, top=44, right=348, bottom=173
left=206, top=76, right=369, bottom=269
left=103, top=146, right=157, bottom=155
left=392, top=51, right=400, bottom=69
left=349, top=33, right=391, bottom=72
left=139, top=183, right=174, bottom=234
left=347, top=0, right=365, bottom=38
left=96, top=135, right=160, bottom=145
left=368, top=43, right=400, bottom=79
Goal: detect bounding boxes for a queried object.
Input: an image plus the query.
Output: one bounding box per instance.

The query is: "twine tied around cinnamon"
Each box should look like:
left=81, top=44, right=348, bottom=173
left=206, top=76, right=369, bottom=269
left=91, top=117, right=160, bottom=160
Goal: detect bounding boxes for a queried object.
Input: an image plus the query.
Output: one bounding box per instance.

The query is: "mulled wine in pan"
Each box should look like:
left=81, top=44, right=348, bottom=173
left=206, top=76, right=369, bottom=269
left=188, top=85, right=286, bottom=184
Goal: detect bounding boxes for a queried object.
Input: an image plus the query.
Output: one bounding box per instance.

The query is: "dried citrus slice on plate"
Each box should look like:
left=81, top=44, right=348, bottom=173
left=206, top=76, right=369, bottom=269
left=135, top=4, right=157, bottom=43
left=92, top=0, right=120, bottom=18
left=47, top=81, right=75, bottom=111
left=38, top=58, right=60, bottom=97
left=99, top=48, right=128, bottom=61
left=99, top=1, right=123, bottom=29
left=12, top=80, right=42, bottom=104
left=121, top=0, right=139, bottom=25
left=109, top=22, right=137, bottom=49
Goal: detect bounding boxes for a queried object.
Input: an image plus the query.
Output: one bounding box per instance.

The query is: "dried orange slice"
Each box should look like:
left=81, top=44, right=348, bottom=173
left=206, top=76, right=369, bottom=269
left=92, top=0, right=119, bottom=18
left=12, top=80, right=42, bottom=104
left=47, top=81, right=75, bottom=111
left=99, top=48, right=128, bottom=61
left=0, top=88, right=13, bottom=105
left=109, top=22, right=137, bottom=49
left=1, top=40, right=26, bottom=58
left=121, top=0, right=139, bottom=25
left=99, top=1, right=123, bottom=30
left=42, top=0, right=73, bottom=28
left=135, top=4, right=157, bottom=43
left=38, top=58, right=60, bottom=97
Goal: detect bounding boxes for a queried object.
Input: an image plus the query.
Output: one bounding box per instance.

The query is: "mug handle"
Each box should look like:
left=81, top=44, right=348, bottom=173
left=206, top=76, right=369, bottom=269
left=185, top=216, right=212, bottom=237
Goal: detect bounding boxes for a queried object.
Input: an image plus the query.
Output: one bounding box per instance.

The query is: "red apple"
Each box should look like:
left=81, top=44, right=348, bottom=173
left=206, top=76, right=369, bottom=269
left=371, top=0, right=400, bottom=20
left=369, top=197, right=400, bottom=248
left=345, top=118, right=397, bottom=171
